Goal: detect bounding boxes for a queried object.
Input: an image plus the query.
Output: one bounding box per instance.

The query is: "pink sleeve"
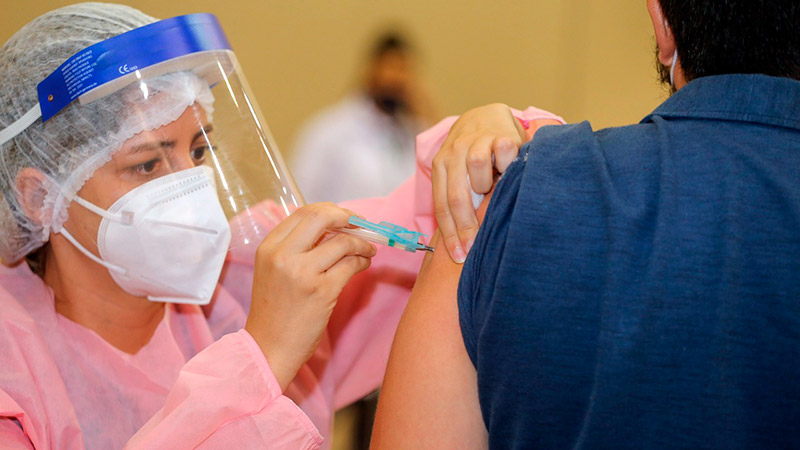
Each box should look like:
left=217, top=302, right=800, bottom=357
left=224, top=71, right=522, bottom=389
left=0, top=419, right=33, bottom=449
left=126, top=329, right=322, bottom=450
left=0, top=282, right=86, bottom=450
left=328, top=106, right=565, bottom=408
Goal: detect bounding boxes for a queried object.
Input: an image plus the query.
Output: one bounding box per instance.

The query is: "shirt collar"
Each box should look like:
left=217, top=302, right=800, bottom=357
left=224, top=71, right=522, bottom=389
left=642, top=74, right=800, bottom=131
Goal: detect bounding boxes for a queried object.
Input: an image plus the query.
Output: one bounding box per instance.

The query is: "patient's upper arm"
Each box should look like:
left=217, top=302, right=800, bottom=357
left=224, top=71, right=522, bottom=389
left=371, top=196, right=494, bottom=449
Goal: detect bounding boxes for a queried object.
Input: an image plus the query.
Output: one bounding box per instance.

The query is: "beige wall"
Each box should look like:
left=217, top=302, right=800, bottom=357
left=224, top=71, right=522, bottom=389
left=1, top=0, right=666, bottom=159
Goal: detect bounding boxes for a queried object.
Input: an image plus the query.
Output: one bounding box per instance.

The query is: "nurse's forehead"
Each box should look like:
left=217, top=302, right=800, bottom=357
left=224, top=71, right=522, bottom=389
left=120, top=124, right=214, bottom=153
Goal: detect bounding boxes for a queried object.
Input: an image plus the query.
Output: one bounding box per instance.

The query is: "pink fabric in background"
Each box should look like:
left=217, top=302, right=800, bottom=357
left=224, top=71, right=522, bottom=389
left=0, top=107, right=564, bottom=449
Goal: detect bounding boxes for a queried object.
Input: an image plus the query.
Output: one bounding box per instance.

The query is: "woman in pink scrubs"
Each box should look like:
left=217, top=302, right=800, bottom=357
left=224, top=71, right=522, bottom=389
left=0, top=4, right=563, bottom=449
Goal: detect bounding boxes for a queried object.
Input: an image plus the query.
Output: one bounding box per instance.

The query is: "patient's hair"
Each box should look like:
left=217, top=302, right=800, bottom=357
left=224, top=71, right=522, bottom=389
left=659, top=0, right=800, bottom=82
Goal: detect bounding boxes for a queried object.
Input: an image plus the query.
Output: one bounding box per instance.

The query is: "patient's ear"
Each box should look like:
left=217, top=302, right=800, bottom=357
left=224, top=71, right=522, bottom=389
left=647, top=0, right=677, bottom=66
left=15, top=168, right=49, bottom=226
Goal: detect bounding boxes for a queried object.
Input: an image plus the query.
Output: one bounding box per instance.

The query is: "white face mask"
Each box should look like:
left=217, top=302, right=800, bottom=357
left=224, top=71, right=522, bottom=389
left=59, top=165, right=232, bottom=305
left=669, top=49, right=678, bottom=87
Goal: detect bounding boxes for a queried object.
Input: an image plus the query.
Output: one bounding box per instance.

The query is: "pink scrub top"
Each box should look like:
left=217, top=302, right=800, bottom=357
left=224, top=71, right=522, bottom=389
left=0, top=107, right=563, bottom=449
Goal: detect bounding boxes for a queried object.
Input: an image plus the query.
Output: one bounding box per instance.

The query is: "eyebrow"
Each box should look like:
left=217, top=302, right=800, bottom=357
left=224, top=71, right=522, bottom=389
left=196, top=124, right=213, bottom=142
left=127, top=125, right=214, bottom=155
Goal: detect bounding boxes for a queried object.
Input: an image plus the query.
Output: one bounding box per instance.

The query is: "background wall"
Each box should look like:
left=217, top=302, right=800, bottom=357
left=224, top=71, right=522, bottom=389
left=1, top=0, right=666, bottom=160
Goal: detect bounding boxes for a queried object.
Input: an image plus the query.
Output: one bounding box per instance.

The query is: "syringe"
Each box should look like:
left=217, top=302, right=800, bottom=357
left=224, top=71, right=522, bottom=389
left=335, top=217, right=434, bottom=253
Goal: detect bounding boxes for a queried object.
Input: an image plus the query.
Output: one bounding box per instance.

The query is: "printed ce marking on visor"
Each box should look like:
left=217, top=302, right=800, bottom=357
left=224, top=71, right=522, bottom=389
left=118, top=64, right=137, bottom=74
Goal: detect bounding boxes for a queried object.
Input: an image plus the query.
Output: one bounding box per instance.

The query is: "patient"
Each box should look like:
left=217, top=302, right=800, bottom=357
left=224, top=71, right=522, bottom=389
left=372, top=0, right=800, bottom=448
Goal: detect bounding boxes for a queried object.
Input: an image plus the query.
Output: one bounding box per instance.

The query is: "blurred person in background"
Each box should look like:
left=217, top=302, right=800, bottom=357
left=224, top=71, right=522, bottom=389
left=292, top=30, right=437, bottom=450
left=291, top=31, right=436, bottom=204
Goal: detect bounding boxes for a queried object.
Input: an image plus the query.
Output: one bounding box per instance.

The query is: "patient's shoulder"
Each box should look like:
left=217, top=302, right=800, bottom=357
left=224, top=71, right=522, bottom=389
left=527, top=120, right=657, bottom=162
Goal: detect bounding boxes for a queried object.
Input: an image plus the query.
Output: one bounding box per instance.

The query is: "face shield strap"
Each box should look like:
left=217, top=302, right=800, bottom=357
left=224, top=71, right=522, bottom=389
left=0, top=104, right=41, bottom=147
left=0, top=13, right=232, bottom=146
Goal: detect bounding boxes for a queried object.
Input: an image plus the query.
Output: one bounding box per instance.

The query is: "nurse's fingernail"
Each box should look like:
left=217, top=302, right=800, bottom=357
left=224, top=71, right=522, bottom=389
left=465, top=239, right=475, bottom=253
left=452, top=246, right=466, bottom=263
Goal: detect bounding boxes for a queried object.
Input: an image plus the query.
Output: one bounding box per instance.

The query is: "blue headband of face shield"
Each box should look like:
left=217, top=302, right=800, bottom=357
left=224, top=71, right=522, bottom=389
left=0, top=13, right=232, bottom=146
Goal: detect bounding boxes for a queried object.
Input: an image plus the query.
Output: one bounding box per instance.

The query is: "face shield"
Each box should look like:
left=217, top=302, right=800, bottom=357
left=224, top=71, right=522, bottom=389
left=0, top=13, right=303, bottom=304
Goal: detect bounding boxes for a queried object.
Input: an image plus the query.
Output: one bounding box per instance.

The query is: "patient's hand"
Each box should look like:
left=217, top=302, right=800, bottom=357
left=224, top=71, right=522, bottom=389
left=432, top=103, right=560, bottom=263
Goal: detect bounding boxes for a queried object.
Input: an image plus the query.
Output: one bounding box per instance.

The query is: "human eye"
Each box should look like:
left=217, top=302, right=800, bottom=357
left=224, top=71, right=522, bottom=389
left=190, top=144, right=212, bottom=165
left=129, top=157, right=163, bottom=176
left=190, top=125, right=216, bottom=166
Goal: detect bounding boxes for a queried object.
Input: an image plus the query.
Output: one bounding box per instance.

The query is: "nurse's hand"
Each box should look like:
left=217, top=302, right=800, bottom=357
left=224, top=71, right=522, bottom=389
left=432, top=103, right=527, bottom=263
left=245, top=203, right=377, bottom=392
left=433, top=103, right=563, bottom=263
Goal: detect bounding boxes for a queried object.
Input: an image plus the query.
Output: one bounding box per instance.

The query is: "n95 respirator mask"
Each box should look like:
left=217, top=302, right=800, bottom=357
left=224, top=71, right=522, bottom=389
left=60, top=165, right=232, bottom=305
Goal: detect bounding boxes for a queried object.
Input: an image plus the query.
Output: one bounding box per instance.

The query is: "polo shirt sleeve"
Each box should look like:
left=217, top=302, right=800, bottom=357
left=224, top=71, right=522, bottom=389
left=457, top=143, right=531, bottom=367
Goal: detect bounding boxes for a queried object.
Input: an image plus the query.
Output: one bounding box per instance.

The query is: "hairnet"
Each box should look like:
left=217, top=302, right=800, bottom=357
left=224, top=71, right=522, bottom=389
left=0, top=3, right=214, bottom=263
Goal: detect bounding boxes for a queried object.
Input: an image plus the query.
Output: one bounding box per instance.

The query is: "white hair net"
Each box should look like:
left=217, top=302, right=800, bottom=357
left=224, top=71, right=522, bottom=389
left=0, top=3, right=214, bottom=263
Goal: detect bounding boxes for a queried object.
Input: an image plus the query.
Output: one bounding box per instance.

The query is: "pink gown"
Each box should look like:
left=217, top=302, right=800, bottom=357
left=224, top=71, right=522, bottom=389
left=0, top=107, right=563, bottom=449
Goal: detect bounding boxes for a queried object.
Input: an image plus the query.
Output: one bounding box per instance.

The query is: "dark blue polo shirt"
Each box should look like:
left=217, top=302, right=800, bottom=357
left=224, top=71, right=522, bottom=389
left=458, top=74, right=800, bottom=449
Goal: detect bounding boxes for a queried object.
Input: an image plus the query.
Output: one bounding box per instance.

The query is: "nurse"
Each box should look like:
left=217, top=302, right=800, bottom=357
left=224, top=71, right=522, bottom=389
left=0, top=3, right=563, bottom=449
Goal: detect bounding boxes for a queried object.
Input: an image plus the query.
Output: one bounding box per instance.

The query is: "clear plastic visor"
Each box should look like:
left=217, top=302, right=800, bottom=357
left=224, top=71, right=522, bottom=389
left=68, top=50, right=303, bottom=254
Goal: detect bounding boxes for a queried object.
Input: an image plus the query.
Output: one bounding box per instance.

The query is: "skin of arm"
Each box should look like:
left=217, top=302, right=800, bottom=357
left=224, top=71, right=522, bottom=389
left=370, top=194, right=494, bottom=449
